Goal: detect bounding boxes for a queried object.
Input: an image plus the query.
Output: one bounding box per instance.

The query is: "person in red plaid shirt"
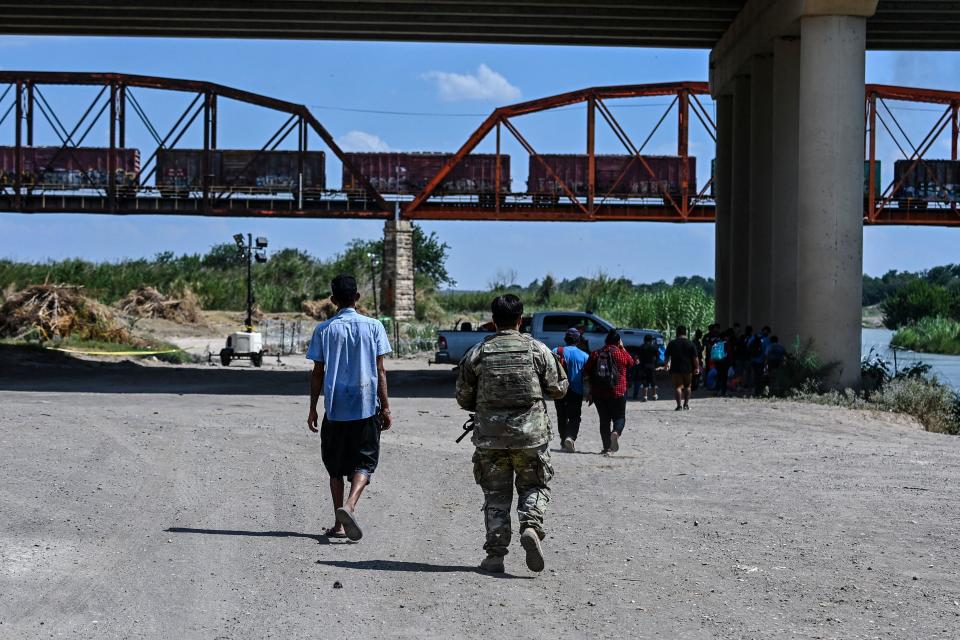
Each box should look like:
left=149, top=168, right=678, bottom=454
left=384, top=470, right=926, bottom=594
left=584, top=329, right=634, bottom=454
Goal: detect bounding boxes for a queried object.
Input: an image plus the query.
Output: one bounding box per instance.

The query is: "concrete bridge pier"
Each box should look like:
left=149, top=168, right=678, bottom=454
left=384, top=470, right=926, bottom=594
left=711, top=1, right=876, bottom=387
left=381, top=219, right=416, bottom=320
left=796, top=13, right=868, bottom=386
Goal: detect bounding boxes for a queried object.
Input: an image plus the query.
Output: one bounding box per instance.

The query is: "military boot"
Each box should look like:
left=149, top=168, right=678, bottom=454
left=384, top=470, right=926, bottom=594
left=479, top=554, right=505, bottom=574
left=520, top=529, right=545, bottom=572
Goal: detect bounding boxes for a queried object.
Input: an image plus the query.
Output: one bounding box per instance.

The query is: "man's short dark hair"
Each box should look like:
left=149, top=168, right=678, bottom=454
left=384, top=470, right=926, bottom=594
left=331, top=274, right=358, bottom=304
left=676, top=325, right=687, bottom=337
left=643, top=334, right=653, bottom=343
left=771, top=335, right=779, bottom=343
left=605, top=329, right=621, bottom=345
left=491, top=294, right=523, bottom=328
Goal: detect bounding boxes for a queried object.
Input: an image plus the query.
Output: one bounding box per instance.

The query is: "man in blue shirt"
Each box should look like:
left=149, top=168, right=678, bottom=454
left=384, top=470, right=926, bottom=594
left=307, top=274, right=392, bottom=541
left=553, top=328, right=588, bottom=453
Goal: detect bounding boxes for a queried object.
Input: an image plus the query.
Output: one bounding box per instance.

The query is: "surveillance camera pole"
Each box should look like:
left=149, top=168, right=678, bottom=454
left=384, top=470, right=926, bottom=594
left=245, top=232, right=254, bottom=330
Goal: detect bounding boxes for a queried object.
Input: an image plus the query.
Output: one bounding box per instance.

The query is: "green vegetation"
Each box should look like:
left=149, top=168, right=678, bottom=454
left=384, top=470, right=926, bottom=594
left=436, top=274, right=715, bottom=332
left=0, top=225, right=453, bottom=316
left=891, top=317, right=960, bottom=355
left=780, top=348, right=960, bottom=436
left=862, top=265, right=960, bottom=353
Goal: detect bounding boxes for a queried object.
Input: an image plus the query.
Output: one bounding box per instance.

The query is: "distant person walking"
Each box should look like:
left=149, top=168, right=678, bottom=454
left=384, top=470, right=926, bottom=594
left=663, top=325, right=700, bottom=411
left=456, top=294, right=568, bottom=574
left=584, top=330, right=634, bottom=454
left=553, top=328, right=588, bottom=453
left=636, top=334, right=660, bottom=402
left=307, top=275, right=393, bottom=541
left=709, top=329, right=733, bottom=397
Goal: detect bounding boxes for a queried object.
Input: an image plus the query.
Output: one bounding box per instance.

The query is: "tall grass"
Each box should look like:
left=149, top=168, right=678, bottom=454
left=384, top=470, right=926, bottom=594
left=891, top=316, right=960, bottom=355
left=436, top=276, right=715, bottom=333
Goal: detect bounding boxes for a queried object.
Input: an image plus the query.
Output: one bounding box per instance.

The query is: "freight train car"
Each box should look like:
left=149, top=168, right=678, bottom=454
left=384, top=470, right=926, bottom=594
left=342, top=152, right=510, bottom=198
left=892, top=159, right=960, bottom=208
left=156, top=149, right=325, bottom=197
left=527, top=154, right=696, bottom=205
left=0, top=146, right=139, bottom=190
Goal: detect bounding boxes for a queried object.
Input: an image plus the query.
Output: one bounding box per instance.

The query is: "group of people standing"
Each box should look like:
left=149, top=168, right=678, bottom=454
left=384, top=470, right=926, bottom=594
left=698, top=323, right=788, bottom=396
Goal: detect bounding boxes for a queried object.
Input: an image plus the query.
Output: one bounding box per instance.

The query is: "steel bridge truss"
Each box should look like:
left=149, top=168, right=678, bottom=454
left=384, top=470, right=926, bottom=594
left=865, top=83, right=960, bottom=226
left=405, top=81, right=716, bottom=222
left=0, top=71, right=388, bottom=218
left=1, top=72, right=960, bottom=226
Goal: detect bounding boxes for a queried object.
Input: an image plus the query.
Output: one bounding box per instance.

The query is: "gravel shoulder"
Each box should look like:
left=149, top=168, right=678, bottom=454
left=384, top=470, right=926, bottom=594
left=1, top=348, right=958, bottom=639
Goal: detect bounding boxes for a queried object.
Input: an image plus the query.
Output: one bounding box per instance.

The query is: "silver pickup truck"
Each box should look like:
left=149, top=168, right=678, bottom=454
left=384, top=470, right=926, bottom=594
left=434, top=310, right=664, bottom=364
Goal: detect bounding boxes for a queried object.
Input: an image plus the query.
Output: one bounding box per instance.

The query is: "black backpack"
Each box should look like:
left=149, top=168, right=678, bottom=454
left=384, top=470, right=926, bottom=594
left=593, top=348, right=619, bottom=389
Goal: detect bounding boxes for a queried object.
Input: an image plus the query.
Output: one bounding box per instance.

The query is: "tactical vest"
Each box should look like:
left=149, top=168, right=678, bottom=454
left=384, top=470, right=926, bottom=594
left=477, top=333, right=542, bottom=409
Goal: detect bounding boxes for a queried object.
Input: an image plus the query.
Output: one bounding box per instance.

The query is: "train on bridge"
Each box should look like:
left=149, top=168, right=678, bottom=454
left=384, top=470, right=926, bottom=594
left=1, top=145, right=955, bottom=209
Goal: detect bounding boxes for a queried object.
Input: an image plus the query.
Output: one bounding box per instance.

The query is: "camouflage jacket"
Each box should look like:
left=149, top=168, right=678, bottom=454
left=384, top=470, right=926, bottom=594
left=456, top=330, right=568, bottom=449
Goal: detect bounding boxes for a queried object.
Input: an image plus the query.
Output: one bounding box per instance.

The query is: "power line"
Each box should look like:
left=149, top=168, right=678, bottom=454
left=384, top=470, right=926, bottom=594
left=310, top=100, right=707, bottom=119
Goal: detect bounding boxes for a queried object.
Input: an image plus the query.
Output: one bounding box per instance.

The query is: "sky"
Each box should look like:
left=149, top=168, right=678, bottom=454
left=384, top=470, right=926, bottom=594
left=1, top=37, right=959, bottom=289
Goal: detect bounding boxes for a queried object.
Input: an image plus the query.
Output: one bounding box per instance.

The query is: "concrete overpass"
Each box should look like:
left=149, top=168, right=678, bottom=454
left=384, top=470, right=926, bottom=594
left=0, top=1, right=958, bottom=50
left=4, top=0, right=960, bottom=385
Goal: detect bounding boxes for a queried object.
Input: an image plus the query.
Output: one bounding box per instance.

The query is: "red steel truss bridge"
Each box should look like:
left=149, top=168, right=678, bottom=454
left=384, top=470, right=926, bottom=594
left=0, top=71, right=958, bottom=226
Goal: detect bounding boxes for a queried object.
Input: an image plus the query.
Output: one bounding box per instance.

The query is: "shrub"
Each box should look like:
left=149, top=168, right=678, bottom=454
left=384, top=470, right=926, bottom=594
left=891, top=316, right=960, bottom=355
left=881, top=280, right=951, bottom=329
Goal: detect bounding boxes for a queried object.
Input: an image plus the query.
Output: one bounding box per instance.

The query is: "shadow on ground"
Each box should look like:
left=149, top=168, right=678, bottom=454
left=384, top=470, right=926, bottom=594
left=0, top=345, right=453, bottom=397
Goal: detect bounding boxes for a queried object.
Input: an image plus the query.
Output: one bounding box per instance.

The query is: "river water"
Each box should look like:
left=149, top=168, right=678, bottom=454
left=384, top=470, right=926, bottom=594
left=861, top=327, right=960, bottom=389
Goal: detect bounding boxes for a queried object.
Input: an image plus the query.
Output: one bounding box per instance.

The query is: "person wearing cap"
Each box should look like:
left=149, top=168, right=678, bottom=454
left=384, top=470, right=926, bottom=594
left=307, top=274, right=393, bottom=541
left=552, top=328, right=589, bottom=453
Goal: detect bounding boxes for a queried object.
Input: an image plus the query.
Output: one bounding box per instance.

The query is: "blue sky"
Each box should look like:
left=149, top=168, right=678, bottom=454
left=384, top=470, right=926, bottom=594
left=1, top=37, right=959, bottom=289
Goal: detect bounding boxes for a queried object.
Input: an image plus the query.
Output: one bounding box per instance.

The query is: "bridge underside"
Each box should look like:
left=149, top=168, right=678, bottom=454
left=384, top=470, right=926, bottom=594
left=0, top=1, right=958, bottom=50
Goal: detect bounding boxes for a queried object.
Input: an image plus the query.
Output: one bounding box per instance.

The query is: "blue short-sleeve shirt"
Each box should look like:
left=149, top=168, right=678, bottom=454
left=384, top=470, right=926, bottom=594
left=306, top=308, right=392, bottom=421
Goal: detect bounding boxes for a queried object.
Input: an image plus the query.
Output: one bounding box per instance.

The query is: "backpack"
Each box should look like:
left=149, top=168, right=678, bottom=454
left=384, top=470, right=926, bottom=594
left=710, top=340, right=727, bottom=361
left=593, top=348, right=619, bottom=389
left=477, top=334, right=542, bottom=409
left=556, top=346, right=567, bottom=371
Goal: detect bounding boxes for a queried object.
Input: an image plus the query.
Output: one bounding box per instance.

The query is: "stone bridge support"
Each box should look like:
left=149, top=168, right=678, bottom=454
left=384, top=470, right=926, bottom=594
left=381, top=219, right=415, bottom=320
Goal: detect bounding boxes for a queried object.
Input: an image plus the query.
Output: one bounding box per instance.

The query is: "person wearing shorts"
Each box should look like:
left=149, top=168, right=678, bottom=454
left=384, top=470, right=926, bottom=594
left=636, top=334, right=660, bottom=402
left=307, top=274, right=392, bottom=541
left=663, top=325, right=700, bottom=412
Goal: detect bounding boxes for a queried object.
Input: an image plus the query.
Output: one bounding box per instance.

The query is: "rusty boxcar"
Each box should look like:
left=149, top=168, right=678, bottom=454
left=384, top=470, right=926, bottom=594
left=526, top=154, right=696, bottom=202
left=156, top=149, right=325, bottom=196
left=342, top=152, right=510, bottom=196
left=892, top=159, right=960, bottom=207
left=0, top=146, right=139, bottom=189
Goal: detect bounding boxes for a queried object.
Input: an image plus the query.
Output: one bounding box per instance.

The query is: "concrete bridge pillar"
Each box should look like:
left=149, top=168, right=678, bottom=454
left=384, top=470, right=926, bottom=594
left=796, top=14, right=867, bottom=387
left=729, top=74, right=752, bottom=327
left=771, top=37, right=801, bottom=348
left=381, top=219, right=415, bottom=320
left=711, top=0, right=875, bottom=387
left=748, top=54, right=774, bottom=327
left=714, top=93, right=734, bottom=328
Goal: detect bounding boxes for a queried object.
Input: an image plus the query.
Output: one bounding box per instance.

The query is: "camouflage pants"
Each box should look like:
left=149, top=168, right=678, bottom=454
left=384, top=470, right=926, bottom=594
left=472, top=444, right=553, bottom=558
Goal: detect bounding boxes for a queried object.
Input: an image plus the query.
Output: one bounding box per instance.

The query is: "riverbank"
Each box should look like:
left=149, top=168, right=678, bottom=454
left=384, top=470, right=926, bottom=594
left=890, top=317, right=960, bottom=356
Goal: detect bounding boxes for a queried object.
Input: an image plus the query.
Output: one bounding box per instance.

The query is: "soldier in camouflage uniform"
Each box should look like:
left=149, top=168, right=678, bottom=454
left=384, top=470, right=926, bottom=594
left=456, top=294, right=569, bottom=574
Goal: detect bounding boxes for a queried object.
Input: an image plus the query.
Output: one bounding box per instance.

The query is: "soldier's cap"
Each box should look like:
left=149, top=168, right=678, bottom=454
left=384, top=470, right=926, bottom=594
left=565, top=328, right=582, bottom=339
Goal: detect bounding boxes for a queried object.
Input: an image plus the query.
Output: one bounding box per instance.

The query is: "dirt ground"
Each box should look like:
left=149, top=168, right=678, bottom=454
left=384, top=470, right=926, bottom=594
left=1, top=346, right=959, bottom=639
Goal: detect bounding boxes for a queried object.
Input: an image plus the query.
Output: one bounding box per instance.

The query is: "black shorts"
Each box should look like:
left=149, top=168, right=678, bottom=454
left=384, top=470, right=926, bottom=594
left=320, top=414, right=381, bottom=479
left=640, top=367, right=656, bottom=386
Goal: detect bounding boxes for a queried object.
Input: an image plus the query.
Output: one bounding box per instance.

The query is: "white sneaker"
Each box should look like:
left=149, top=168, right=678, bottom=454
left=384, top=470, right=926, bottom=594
left=609, top=431, right=620, bottom=453
left=562, top=437, right=576, bottom=453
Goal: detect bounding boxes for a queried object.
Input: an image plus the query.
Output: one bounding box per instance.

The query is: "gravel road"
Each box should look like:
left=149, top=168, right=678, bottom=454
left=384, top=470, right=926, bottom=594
left=1, top=349, right=958, bottom=639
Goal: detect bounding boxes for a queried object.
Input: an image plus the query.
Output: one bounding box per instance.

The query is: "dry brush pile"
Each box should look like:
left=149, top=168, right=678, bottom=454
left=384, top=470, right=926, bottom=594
left=115, top=286, right=204, bottom=324
left=0, top=284, right=133, bottom=343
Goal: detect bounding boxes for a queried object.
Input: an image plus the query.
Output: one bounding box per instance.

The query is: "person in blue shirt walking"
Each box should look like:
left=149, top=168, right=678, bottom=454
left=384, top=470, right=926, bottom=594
left=307, top=274, right=393, bottom=541
left=552, top=328, right=588, bottom=453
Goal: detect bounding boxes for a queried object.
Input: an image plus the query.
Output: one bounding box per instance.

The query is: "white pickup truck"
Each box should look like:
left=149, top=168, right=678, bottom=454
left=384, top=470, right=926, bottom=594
left=434, top=310, right=664, bottom=364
